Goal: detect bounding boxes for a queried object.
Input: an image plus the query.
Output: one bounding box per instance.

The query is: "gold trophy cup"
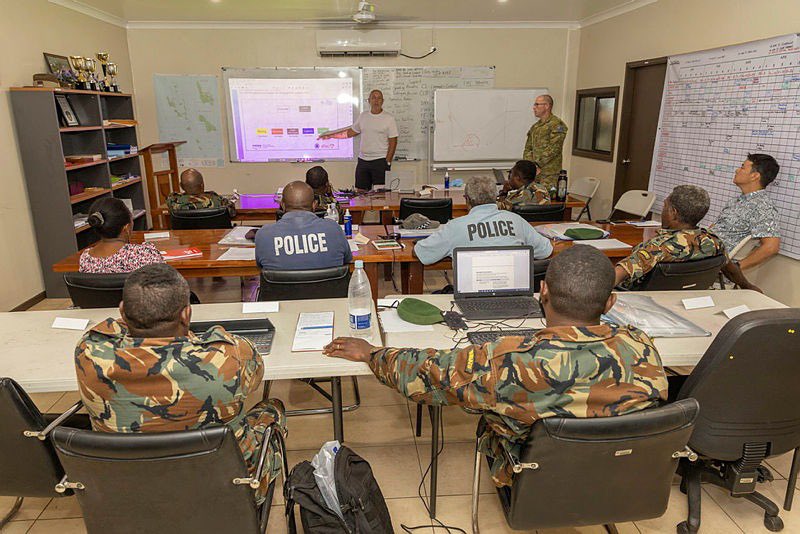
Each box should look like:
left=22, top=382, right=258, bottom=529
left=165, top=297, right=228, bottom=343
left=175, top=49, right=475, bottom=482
left=107, top=62, right=120, bottom=93
left=69, top=56, right=87, bottom=90
left=84, top=57, right=99, bottom=91
left=96, top=52, right=109, bottom=91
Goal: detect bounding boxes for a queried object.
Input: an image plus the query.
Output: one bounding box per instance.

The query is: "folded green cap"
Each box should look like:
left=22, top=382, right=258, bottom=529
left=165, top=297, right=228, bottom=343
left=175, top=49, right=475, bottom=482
left=397, top=298, right=443, bottom=325
left=564, top=227, right=605, bottom=240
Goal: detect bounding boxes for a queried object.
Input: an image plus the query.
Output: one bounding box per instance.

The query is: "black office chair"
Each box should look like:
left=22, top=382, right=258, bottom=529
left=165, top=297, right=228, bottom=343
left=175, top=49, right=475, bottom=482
left=0, top=378, right=86, bottom=528
left=170, top=207, right=232, bottom=230
left=51, top=424, right=288, bottom=534
left=675, top=309, right=800, bottom=534
left=630, top=254, right=726, bottom=291
left=275, top=209, right=327, bottom=221
left=399, top=198, right=453, bottom=224
left=532, top=258, right=549, bottom=293
left=470, top=399, right=699, bottom=534
left=64, top=272, right=128, bottom=308
left=258, top=266, right=359, bottom=418
left=511, top=203, right=566, bottom=222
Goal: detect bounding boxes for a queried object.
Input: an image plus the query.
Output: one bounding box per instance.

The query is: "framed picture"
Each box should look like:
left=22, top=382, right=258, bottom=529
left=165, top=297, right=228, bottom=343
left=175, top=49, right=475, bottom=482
left=55, top=94, right=79, bottom=127
left=44, top=53, right=70, bottom=75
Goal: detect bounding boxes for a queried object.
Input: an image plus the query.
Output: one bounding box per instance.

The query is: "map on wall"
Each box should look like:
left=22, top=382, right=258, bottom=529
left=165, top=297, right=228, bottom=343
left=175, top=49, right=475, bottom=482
left=154, top=74, right=225, bottom=168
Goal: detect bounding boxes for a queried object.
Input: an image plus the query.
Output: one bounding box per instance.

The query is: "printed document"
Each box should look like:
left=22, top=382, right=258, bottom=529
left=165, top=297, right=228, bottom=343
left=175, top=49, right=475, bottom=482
left=292, top=311, right=335, bottom=352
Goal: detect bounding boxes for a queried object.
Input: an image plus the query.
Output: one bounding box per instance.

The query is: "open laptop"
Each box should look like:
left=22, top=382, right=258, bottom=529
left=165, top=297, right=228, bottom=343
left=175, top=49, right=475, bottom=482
left=453, top=246, right=543, bottom=320
left=190, top=318, right=275, bottom=355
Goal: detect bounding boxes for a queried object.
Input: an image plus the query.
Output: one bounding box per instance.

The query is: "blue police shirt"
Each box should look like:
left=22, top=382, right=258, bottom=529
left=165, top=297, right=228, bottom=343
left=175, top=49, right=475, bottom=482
left=255, top=211, right=353, bottom=270
left=414, top=203, right=554, bottom=265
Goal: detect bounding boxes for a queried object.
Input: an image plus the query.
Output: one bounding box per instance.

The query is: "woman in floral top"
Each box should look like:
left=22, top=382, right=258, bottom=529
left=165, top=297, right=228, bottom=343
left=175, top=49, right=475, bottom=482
left=79, top=197, right=164, bottom=273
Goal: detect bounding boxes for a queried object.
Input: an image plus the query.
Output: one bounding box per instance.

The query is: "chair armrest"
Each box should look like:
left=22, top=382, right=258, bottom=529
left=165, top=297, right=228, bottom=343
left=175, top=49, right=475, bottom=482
left=24, top=401, right=84, bottom=441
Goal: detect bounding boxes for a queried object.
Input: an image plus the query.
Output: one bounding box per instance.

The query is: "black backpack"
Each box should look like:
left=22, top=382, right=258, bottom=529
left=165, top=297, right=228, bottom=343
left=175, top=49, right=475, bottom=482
left=285, top=445, right=393, bottom=533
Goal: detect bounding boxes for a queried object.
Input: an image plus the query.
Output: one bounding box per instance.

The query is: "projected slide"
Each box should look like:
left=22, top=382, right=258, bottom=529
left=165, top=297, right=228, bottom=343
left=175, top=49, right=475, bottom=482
left=228, top=78, right=355, bottom=161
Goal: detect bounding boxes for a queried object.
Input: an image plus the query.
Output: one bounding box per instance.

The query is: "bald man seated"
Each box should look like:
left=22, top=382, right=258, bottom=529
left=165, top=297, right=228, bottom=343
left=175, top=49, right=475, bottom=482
left=166, top=168, right=235, bottom=216
left=254, top=181, right=352, bottom=270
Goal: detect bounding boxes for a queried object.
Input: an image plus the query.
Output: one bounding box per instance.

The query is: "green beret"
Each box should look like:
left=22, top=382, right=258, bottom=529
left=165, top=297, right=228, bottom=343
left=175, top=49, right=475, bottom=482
left=397, top=298, right=443, bottom=325
left=564, top=227, right=605, bottom=240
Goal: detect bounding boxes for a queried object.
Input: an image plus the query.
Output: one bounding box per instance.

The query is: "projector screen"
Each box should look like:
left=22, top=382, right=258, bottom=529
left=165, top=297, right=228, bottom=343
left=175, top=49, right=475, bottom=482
left=223, top=68, right=361, bottom=162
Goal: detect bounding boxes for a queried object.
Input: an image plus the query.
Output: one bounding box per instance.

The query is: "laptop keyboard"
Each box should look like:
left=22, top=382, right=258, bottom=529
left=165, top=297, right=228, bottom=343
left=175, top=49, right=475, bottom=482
left=458, top=298, right=538, bottom=313
left=241, top=332, right=275, bottom=355
left=467, top=329, right=541, bottom=345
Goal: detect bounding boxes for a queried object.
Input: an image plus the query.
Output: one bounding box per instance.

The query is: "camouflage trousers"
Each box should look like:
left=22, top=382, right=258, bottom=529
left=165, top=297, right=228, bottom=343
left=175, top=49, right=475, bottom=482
left=536, top=173, right=558, bottom=189
left=236, top=398, right=287, bottom=503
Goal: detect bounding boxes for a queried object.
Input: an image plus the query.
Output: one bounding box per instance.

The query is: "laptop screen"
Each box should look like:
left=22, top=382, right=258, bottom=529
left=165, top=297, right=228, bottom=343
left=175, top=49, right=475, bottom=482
left=453, top=247, right=532, bottom=297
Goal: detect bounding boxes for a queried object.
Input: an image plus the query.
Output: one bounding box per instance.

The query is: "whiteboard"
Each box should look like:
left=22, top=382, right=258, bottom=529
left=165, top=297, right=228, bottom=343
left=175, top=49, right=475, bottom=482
left=433, top=88, right=548, bottom=164
left=649, top=33, right=800, bottom=260
left=362, top=67, right=495, bottom=161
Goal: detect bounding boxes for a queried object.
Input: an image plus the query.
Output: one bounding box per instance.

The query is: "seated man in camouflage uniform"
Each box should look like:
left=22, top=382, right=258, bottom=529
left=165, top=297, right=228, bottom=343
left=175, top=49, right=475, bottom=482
left=305, top=165, right=337, bottom=209
left=166, top=168, right=235, bottom=217
left=324, top=245, right=668, bottom=488
left=497, top=160, right=550, bottom=211
left=615, top=185, right=725, bottom=289
left=74, top=263, right=285, bottom=502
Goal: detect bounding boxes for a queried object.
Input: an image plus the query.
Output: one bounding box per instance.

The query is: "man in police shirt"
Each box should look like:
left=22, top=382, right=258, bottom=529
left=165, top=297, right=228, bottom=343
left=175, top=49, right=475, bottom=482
left=414, top=176, right=553, bottom=265
left=254, top=181, right=352, bottom=270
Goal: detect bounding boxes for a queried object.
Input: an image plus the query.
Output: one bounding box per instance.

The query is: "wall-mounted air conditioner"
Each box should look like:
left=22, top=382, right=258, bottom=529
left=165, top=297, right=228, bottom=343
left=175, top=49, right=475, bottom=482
left=316, top=30, right=401, bottom=57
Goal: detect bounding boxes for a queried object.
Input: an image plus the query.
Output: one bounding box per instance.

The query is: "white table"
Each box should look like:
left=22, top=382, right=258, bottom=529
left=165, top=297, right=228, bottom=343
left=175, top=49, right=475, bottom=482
left=378, top=289, right=787, bottom=517
left=0, top=299, right=380, bottom=442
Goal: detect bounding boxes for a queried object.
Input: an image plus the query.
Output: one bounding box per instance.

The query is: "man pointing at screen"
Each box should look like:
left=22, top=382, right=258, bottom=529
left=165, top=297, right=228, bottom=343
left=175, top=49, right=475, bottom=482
left=319, top=89, right=398, bottom=192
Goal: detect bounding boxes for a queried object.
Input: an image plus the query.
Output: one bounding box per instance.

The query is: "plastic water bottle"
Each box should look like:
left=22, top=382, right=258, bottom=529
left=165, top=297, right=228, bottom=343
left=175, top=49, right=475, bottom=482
left=325, top=202, right=339, bottom=223
left=557, top=170, right=568, bottom=202
left=444, top=170, right=450, bottom=190
left=348, top=260, right=372, bottom=337
left=343, top=209, right=353, bottom=237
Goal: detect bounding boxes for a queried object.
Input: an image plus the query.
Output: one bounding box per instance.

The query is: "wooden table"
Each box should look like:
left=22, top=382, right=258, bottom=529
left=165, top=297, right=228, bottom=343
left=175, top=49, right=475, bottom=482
left=231, top=191, right=585, bottom=224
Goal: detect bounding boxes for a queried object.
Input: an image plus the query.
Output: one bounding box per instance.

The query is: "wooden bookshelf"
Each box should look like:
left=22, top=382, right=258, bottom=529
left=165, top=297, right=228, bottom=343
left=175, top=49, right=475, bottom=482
left=70, top=188, right=110, bottom=204
left=74, top=223, right=91, bottom=234
left=65, top=159, right=108, bottom=171
left=108, top=153, right=140, bottom=162
left=60, top=126, right=103, bottom=133
left=112, top=176, right=142, bottom=190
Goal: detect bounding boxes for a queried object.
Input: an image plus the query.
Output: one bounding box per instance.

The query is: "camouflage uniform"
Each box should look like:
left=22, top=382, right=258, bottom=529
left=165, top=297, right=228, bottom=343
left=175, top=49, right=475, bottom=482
left=367, top=325, right=667, bottom=487
left=166, top=191, right=236, bottom=217
left=497, top=181, right=550, bottom=211
left=617, top=228, right=725, bottom=289
left=523, top=114, right=568, bottom=188
left=314, top=191, right=337, bottom=210
left=74, top=318, right=286, bottom=501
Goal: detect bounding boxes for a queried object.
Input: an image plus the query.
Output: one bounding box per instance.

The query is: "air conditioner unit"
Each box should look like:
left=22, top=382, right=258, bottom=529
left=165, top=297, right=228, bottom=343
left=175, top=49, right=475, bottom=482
left=316, top=30, right=401, bottom=57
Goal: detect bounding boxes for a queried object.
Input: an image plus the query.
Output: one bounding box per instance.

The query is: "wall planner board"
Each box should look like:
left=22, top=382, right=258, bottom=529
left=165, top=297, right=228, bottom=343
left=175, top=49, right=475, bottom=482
left=649, top=33, right=800, bottom=259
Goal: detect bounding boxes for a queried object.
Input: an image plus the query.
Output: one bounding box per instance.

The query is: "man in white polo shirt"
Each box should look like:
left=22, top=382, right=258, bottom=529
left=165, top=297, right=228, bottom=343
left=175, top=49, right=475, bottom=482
left=319, top=89, right=399, bottom=192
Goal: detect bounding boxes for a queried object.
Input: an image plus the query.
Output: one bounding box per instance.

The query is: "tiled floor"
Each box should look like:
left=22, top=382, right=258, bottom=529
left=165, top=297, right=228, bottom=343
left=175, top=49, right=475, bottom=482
left=12, top=272, right=800, bottom=532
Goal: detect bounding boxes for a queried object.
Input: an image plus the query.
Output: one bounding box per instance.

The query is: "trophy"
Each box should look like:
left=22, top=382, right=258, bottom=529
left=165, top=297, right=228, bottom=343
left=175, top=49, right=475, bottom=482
left=69, top=56, right=87, bottom=90
left=96, top=52, right=110, bottom=91
left=107, top=62, right=120, bottom=93
left=84, top=57, right=99, bottom=91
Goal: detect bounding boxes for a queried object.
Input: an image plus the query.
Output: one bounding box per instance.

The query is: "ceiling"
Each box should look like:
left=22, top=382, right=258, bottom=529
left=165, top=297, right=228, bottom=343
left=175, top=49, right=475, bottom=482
left=51, top=0, right=656, bottom=27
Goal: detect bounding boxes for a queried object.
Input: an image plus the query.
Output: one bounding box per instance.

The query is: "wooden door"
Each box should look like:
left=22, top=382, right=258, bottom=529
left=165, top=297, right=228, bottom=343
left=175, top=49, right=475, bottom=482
left=613, top=58, right=667, bottom=205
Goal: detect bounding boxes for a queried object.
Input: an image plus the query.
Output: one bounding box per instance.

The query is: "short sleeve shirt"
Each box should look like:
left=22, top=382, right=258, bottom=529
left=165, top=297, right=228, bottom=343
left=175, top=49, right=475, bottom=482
left=254, top=211, right=353, bottom=270
left=352, top=111, right=399, bottom=160
left=79, top=243, right=165, bottom=273
left=712, top=190, right=780, bottom=252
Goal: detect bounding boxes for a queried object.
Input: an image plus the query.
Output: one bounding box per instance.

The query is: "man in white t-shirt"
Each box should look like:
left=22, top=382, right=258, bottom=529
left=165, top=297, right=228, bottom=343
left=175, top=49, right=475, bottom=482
left=319, top=89, right=399, bottom=191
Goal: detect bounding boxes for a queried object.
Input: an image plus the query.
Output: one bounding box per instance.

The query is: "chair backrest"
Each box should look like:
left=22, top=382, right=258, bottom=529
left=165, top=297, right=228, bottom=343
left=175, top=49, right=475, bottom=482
left=64, top=272, right=128, bottom=309
left=612, top=190, right=655, bottom=219
left=568, top=177, right=599, bottom=201
left=399, top=198, right=453, bottom=224
left=0, top=378, right=68, bottom=497
left=532, top=258, right=549, bottom=292
left=258, top=265, right=351, bottom=301
left=677, top=309, right=800, bottom=461
left=275, top=209, right=327, bottom=221
left=51, top=426, right=260, bottom=534
left=729, top=235, right=756, bottom=260
left=169, top=207, right=232, bottom=230
left=511, top=203, right=566, bottom=222
left=631, top=254, right=726, bottom=291
left=502, top=399, right=699, bottom=530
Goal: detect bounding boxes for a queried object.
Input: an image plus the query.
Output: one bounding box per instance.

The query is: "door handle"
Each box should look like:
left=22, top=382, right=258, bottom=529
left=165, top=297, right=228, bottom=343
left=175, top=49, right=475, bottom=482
left=621, top=158, right=631, bottom=164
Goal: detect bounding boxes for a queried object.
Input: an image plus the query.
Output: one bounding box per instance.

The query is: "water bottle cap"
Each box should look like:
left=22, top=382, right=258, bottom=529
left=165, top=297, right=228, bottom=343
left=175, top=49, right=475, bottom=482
left=345, top=209, right=351, bottom=215
left=354, top=260, right=364, bottom=268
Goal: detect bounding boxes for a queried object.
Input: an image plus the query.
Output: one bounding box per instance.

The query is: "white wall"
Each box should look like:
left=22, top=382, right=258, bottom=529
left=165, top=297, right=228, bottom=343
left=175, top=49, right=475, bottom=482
left=0, top=0, right=132, bottom=310
left=572, top=0, right=800, bottom=306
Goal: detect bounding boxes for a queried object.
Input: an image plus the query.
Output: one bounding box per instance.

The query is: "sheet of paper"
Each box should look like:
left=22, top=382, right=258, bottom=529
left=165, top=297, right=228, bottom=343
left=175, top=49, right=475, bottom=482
left=573, top=238, right=632, bottom=250
left=292, top=311, right=335, bottom=352
left=535, top=223, right=609, bottom=241
left=52, top=317, right=90, bottom=330
left=625, top=220, right=662, bottom=227
left=242, top=302, right=279, bottom=313
left=348, top=241, right=360, bottom=252
left=217, top=247, right=256, bottom=261
left=723, top=304, right=750, bottom=319
left=218, top=226, right=258, bottom=246
left=378, top=310, right=435, bottom=333
left=682, top=296, right=715, bottom=310
left=353, top=232, right=370, bottom=245
left=143, top=231, right=170, bottom=240
left=377, top=298, right=404, bottom=308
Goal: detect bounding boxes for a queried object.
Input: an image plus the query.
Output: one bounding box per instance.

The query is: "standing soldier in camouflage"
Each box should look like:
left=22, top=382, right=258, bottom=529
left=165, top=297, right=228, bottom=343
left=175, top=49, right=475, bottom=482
left=166, top=168, right=236, bottom=217
left=73, top=264, right=285, bottom=502
left=523, top=94, right=568, bottom=188
left=305, top=165, right=337, bottom=209
left=615, top=185, right=725, bottom=289
left=497, top=160, right=551, bottom=210
left=324, top=245, right=668, bottom=488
